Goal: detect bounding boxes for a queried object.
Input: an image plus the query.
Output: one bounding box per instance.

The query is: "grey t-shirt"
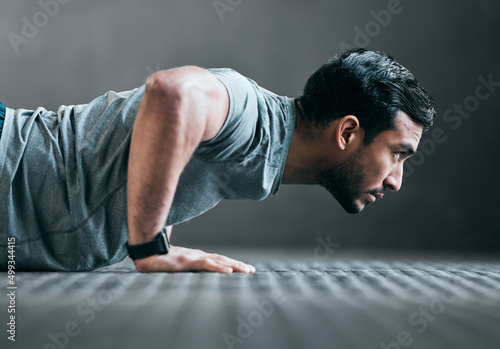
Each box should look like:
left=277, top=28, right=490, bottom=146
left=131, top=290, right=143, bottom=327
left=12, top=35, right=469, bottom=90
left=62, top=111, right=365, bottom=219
left=169, top=68, right=296, bottom=224
left=0, top=68, right=296, bottom=271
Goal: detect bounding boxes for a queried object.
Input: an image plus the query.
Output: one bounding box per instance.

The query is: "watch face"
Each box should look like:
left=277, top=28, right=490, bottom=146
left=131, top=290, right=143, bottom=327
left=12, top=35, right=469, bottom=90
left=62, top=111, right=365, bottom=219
left=158, top=230, right=170, bottom=254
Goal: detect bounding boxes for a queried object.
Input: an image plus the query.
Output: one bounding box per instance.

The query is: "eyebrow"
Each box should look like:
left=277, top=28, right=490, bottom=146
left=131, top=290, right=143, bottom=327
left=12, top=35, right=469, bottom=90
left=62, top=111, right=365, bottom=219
left=400, top=143, right=416, bottom=156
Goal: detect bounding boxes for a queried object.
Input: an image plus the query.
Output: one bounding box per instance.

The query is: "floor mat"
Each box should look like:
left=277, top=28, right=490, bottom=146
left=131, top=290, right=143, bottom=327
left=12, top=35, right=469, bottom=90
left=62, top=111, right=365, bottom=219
left=1, top=249, right=499, bottom=349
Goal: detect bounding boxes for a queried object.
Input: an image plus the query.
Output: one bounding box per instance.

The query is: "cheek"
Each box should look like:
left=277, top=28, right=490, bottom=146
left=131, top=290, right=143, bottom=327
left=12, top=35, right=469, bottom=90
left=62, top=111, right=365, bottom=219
left=360, top=154, right=392, bottom=186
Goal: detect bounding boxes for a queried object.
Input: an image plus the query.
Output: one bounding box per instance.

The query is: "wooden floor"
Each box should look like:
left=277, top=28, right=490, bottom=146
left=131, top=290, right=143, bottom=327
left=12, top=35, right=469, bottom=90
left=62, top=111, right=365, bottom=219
left=1, top=248, right=499, bottom=349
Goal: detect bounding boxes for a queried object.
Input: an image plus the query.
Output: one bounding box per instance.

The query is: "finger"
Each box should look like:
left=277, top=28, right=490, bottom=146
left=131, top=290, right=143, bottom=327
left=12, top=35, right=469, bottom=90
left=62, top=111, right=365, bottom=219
left=159, top=249, right=234, bottom=273
left=200, top=259, right=233, bottom=273
left=209, top=254, right=255, bottom=273
left=228, top=261, right=255, bottom=273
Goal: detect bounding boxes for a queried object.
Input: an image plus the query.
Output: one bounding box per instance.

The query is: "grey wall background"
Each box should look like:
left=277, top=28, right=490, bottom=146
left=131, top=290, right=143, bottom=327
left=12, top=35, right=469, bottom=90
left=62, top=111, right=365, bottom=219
left=0, top=0, right=499, bottom=252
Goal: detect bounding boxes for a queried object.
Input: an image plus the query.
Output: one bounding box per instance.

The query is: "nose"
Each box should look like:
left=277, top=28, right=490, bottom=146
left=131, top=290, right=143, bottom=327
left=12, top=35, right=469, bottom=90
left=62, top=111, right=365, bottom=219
left=383, top=163, right=403, bottom=192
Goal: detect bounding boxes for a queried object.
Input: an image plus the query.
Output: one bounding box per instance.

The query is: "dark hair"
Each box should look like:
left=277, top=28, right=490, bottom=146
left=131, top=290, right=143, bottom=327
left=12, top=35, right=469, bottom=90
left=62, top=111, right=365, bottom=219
left=297, top=48, right=435, bottom=144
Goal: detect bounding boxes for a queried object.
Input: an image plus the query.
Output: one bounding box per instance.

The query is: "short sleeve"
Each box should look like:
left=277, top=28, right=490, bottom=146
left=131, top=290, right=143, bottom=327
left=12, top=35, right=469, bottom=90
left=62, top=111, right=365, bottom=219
left=194, top=68, right=262, bottom=161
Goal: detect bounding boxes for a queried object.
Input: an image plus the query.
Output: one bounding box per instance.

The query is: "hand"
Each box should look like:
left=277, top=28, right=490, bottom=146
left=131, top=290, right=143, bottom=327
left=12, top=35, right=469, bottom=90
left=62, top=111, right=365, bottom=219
left=133, top=245, right=256, bottom=273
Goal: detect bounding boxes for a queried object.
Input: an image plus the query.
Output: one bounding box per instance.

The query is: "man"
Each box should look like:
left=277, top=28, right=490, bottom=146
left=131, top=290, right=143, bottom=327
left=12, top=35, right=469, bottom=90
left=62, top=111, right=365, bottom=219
left=0, top=49, right=435, bottom=273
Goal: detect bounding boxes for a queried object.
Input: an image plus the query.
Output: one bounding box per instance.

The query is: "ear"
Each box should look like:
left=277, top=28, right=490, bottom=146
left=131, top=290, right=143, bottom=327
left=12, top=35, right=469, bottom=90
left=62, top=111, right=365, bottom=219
left=336, top=115, right=361, bottom=150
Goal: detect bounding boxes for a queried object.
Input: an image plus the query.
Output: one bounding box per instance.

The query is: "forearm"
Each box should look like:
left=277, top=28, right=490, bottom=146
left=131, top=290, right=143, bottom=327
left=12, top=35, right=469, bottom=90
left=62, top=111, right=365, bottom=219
left=127, top=69, right=208, bottom=245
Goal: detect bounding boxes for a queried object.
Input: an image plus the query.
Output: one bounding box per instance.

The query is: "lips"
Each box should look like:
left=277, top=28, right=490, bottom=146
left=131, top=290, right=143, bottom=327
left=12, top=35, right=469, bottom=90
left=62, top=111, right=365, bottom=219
left=368, top=194, right=376, bottom=203
left=367, top=192, right=384, bottom=203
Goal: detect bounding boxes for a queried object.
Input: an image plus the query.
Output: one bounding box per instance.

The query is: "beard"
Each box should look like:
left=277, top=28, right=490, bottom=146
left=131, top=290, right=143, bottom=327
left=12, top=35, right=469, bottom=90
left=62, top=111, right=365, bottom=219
left=314, top=150, right=367, bottom=214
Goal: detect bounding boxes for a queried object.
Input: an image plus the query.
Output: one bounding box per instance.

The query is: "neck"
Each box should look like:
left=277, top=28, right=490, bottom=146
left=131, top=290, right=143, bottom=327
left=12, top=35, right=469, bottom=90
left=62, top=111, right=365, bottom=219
left=282, top=100, right=323, bottom=185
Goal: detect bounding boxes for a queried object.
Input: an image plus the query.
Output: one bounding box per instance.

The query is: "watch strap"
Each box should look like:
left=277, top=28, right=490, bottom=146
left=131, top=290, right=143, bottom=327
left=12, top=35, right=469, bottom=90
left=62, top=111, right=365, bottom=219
left=126, top=227, right=170, bottom=260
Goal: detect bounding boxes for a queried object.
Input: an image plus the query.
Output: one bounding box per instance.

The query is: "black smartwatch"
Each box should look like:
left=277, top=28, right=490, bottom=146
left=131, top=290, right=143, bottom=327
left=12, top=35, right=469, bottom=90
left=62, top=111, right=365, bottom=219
left=125, top=227, right=170, bottom=260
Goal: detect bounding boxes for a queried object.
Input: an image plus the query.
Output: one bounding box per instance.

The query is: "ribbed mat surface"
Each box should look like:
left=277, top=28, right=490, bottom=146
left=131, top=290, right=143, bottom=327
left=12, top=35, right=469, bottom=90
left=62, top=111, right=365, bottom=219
left=1, top=249, right=499, bottom=349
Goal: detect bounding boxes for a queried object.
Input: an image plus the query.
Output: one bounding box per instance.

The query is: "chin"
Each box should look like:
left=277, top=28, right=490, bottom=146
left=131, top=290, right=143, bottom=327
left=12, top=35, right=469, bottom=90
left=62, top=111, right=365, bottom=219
left=345, top=206, right=363, bottom=215
left=340, top=199, right=364, bottom=215
left=322, top=185, right=364, bottom=214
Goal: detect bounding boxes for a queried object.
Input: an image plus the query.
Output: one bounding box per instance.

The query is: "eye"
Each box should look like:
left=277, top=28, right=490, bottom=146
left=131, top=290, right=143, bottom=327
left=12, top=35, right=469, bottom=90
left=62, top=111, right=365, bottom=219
left=395, top=152, right=405, bottom=162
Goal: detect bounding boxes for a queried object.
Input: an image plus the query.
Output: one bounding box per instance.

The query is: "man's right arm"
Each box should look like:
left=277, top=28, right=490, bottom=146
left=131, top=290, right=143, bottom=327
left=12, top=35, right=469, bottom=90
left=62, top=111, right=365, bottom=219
left=127, top=66, right=254, bottom=273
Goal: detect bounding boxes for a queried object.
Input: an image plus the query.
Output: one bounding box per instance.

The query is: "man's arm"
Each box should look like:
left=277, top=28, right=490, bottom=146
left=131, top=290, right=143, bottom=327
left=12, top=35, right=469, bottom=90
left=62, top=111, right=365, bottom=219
left=127, top=66, right=255, bottom=273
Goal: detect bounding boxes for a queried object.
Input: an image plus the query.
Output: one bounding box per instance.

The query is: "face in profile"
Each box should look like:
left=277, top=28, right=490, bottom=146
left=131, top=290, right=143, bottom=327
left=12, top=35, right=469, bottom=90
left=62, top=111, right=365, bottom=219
left=316, top=111, right=423, bottom=214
